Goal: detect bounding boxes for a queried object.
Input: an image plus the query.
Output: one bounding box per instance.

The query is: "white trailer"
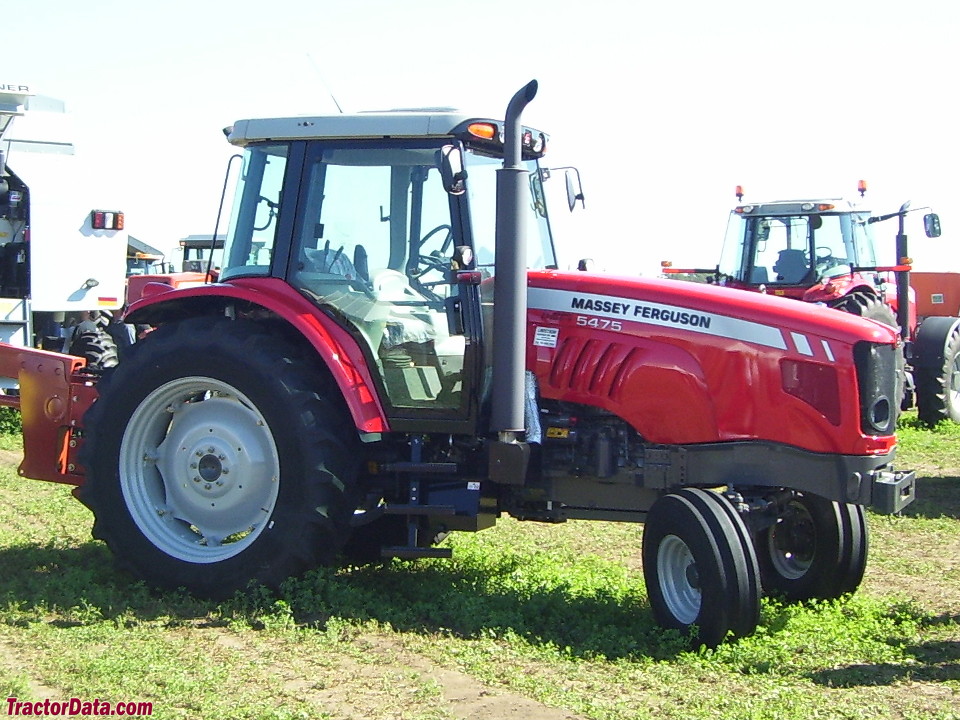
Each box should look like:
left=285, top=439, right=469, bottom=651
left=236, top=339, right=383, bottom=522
left=0, top=83, right=127, bottom=364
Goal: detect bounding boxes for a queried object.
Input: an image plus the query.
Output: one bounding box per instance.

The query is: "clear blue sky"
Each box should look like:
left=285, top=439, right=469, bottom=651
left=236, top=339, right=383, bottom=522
left=7, top=0, right=959, bottom=274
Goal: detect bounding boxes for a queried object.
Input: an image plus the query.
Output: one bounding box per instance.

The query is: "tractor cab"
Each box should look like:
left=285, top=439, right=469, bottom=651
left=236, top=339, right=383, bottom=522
left=218, top=111, right=564, bottom=429
left=717, top=198, right=878, bottom=299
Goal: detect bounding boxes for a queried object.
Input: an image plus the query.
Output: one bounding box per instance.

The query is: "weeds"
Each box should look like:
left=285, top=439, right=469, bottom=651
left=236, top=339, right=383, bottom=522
left=0, top=423, right=957, bottom=719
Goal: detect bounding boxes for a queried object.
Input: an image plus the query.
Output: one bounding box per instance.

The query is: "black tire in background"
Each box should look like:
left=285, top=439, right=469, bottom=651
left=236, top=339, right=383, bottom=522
left=642, top=489, right=761, bottom=647
left=755, top=492, right=868, bottom=602
left=69, top=329, right=119, bottom=371
left=78, top=316, right=361, bottom=597
left=831, top=290, right=899, bottom=328
left=831, top=290, right=906, bottom=411
left=916, top=320, right=960, bottom=425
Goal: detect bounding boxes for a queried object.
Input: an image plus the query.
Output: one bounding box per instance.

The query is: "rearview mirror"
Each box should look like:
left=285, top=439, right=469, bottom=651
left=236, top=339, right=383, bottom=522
left=924, top=212, right=942, bottom=238
left=565, top=168, right=585, bottom=211
left=438, top=145, right=467, bottom=195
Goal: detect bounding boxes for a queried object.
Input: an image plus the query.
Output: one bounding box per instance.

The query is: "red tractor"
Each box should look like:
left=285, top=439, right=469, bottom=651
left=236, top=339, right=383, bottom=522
left=663, top=183, right=958, bottom=425
left=0, top=83, right=915, bottom=647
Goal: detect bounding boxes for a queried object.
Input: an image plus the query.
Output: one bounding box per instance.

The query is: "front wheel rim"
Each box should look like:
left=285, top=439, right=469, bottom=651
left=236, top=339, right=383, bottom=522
left=767, top=501, right=816, bottom=580
left=119, top=377, right=281, bottom=563
left=657, top=534, right=701, bottom=625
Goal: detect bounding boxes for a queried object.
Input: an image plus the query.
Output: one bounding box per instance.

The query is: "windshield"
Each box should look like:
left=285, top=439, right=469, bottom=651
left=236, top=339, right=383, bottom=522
left=720, top=211, right=876, bottom=285
left=463, top=150, right=557, bottom=271
left=220, top=144, right=288, bottom=279
left=219, top=143, right=558, bottom=282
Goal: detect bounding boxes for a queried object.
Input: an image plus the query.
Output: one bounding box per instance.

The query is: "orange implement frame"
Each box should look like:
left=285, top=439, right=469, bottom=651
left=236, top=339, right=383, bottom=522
left=0, top=345, right=96, bottom=485
left=912, top=272, right=960, bottom=320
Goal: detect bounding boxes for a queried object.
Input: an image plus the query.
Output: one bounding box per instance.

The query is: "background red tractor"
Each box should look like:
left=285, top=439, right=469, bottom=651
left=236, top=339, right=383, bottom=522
left=663, top=183, right=958, bottom=425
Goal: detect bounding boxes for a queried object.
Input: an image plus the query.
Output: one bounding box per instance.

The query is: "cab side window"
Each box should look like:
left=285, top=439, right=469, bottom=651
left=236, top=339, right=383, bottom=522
left=290, top=145, right=465, bottom=411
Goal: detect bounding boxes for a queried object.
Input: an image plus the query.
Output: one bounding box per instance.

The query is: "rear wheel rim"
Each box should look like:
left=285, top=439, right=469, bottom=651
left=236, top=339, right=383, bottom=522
left=119, top=377, right=281, bottom=564
left=948, top=352, right=960, bottom=406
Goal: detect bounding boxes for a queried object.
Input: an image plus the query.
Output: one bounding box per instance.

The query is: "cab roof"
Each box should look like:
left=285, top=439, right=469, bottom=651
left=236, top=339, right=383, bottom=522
left=227, top=110, right=490, bottom=146
left=734, top=198, right=869, bottom=216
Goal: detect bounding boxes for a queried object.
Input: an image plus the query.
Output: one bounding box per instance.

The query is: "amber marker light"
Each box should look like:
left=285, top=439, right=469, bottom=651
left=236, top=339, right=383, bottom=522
left=467, top=122, right=497, bottom=140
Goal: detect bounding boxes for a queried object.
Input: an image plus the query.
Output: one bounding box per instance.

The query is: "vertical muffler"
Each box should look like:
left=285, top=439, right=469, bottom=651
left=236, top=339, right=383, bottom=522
left=489, top=79, right=538, bottom=484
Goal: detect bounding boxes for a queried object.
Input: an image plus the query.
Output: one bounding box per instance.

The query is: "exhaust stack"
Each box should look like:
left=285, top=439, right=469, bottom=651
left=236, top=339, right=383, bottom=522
left=489, top=79, right=538, bottom=484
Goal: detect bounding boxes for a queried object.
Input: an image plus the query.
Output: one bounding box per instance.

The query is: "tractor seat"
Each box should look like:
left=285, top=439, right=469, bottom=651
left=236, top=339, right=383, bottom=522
left=773, top=249, right=810, bottom=284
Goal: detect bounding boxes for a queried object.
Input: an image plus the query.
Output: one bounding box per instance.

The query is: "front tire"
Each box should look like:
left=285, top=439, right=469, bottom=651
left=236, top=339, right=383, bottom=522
left=78, top=316, right=360, bottom=597
left=642, top=489, right=760, bottom=647
left=755, top=493, right=868, bottom=602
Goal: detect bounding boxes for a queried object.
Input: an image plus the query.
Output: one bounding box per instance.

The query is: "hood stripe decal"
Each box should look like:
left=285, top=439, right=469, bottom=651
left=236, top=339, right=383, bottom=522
left=528, top=287, right=788, bottom=350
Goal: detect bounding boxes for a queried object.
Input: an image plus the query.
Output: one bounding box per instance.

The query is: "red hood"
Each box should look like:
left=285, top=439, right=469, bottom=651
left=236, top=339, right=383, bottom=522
left=525, top=270, right=898, bottom=455
left=528, top=270, right=900, bottom=348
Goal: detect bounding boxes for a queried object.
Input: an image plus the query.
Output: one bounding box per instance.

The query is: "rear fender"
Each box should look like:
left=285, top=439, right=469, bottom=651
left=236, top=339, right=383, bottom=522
left=125, top=279, right=388, bottom=434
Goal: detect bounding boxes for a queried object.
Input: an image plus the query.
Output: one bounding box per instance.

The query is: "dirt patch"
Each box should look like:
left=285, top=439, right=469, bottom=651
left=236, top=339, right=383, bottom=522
left=0, top=448, right=22, bottom=468
left=359, top=635, right=586, bottom=720
left=203, top=625, right=588, bottom=720
left=0, top=635, right=58, bottom=700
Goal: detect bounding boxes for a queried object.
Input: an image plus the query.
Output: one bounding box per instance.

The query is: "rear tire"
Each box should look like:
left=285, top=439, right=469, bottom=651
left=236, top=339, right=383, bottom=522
left=831, top=290, right=898, bottom=328
left=916, top=323, right=960, bottom=425
left=831, top=290, right=905, bottom=411
left=755, top=493, right=868, bottom=602
left=79, top=316, right=360, bottom=597
left=642, top=489, right=760, bottom=647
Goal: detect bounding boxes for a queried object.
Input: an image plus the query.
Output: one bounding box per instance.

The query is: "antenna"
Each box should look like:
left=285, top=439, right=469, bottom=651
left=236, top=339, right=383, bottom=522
left=306, top=53, right=344, bottom=114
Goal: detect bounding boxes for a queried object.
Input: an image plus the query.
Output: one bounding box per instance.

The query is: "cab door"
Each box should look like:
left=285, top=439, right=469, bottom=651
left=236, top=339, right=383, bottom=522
left=285, top=140, right=480, bottom=432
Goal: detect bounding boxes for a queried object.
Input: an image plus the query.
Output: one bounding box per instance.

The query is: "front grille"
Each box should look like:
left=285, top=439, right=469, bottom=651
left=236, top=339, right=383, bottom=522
left=853, top=341, right=899, bottom=435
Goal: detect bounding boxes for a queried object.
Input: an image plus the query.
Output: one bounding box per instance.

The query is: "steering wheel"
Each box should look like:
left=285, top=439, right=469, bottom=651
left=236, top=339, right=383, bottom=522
left=405, top=255, right=448, bottom=305
left=408, top=225, right=453, bottom=300
left=417, top=251, right=449, bottom=273
left=815, top=246, right=833, bottom=260
left=419, top=224, right=454, bottom=254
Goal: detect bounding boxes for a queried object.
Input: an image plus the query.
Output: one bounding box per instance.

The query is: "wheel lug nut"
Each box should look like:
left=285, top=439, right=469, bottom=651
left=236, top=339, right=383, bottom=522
left=204, top=483, right=212, bottom=490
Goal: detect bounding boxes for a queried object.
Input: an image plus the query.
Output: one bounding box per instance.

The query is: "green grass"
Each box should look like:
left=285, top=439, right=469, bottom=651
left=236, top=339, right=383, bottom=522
left=0, top=418, right=958, bottom=719
left=896, top=413, right=960, bottom=472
